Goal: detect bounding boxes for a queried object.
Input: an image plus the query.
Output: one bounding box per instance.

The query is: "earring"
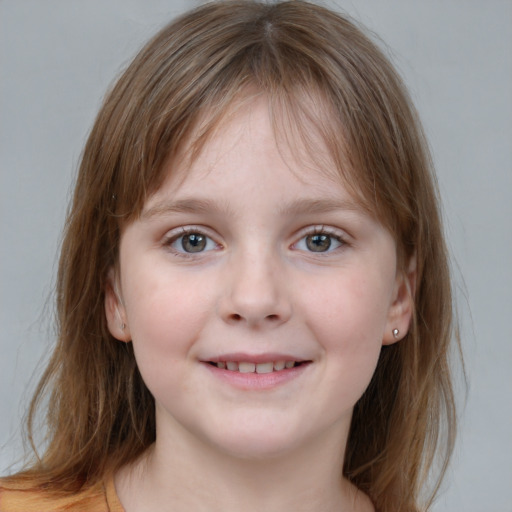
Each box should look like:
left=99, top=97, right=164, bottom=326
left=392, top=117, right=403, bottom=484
left=392, top=328, right=399, bottom=339
left=121, top=323, right=126, bottom=331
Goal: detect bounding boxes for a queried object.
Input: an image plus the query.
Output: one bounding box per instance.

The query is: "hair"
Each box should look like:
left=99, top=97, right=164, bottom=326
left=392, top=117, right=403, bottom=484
left=8, top=2, right=458, bottom=511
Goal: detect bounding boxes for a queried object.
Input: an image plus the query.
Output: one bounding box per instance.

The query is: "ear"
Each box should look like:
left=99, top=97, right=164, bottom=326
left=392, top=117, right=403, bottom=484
left=104, top=269, right=131, bottom=342
left=382, top=255, right=417, bottom=345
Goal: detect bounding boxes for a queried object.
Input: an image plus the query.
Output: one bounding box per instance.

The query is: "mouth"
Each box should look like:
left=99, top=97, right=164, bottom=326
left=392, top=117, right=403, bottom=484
left=202, top=355, right=312, bottom=389
left=206, top=360, right=309, bottom=374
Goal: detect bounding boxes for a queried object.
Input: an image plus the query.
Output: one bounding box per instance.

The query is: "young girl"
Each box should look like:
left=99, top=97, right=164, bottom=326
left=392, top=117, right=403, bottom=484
left=0, top=1, right=458, bottom=511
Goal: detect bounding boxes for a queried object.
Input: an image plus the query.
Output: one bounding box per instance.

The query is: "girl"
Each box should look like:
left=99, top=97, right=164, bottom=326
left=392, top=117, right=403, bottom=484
left=0, top=1, right=458, bottom=511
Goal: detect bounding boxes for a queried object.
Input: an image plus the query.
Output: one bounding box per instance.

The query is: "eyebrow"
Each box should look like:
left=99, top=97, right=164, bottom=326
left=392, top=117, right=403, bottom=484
left=141, top=198, right=234, bottom=220
left=277, top=198, right=364, bottom=216
left=141, top=197, right=363, bottom=221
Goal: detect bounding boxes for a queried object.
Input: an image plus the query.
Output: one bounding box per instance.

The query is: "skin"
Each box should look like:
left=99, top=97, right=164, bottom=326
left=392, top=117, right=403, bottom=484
left=105, top=97, right=414, bottom=512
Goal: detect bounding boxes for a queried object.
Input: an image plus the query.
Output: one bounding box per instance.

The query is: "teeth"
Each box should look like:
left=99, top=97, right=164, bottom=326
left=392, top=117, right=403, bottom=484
left=215, top=360, right=300, bottom=373
left=238, top=362, right=256, bottom=373
left=256, top=362, right=274, bottom=374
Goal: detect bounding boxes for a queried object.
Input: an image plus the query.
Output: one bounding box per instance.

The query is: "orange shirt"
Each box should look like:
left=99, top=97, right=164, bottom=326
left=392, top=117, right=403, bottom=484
left=0, top=476, right=124, bottom=512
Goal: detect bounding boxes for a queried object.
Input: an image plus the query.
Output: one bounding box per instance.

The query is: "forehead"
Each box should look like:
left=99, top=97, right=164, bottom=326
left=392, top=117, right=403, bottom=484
left=145, top=94, right=367, bottom=213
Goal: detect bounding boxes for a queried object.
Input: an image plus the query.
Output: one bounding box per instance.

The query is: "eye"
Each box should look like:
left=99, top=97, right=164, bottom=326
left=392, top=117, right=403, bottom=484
left=294, top=228, right=345, bottom=253
left=167, top=229, right=218, bottom=254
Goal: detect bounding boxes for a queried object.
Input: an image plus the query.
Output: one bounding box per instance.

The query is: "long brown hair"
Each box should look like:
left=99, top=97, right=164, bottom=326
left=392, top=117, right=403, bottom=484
left=10, top=2, right=458, bottom=510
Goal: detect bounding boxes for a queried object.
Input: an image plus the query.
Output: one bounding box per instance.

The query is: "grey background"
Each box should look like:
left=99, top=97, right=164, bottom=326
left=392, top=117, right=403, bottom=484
left=1, top=1, right=511, bottom=510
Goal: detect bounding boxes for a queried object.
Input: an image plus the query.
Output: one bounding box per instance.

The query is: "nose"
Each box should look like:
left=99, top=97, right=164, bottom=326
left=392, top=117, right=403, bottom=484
left=218, top=249, right=292, bottom=328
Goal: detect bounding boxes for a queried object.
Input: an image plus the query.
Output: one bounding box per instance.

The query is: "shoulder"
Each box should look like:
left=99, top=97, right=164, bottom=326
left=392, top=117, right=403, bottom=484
left=0, top=476, right=123, bottom=512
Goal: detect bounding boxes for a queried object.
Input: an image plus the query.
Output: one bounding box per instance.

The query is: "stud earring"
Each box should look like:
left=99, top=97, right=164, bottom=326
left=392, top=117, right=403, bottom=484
left=121, top=323, right=126, bottom=331
left=392, top=328, right=399, bottom=339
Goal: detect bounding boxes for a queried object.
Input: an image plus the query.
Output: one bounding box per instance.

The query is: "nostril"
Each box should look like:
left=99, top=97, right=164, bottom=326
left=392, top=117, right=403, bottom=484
left=228, top=312, right=280, bottom=323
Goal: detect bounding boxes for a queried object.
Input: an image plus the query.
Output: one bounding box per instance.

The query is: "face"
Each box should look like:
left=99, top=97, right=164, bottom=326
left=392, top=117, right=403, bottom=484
left=106, top=97, right=413, bottom=460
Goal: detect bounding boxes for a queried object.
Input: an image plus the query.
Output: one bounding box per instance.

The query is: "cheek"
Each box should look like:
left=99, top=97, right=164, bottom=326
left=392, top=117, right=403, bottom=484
left=120, top=263, right=215, bottom=375
left=304, top=271, right=392, bottom=341
left=300, top=272, right=392, bottom=396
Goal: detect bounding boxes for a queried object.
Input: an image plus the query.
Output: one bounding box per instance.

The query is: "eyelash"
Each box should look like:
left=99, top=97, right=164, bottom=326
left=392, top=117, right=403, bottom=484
left=162, top=225, right=348, bottom=258
left=292, top=226, right=348, bottom=254
left=162, top=227, right=220, bottom=258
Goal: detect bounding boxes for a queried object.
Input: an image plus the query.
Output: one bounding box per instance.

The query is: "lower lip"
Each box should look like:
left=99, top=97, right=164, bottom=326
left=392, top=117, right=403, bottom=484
left=202, top=362, right=311, bottom=390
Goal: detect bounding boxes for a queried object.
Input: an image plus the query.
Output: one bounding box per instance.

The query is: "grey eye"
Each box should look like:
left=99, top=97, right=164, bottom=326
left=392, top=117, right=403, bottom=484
left=294, top=230, right=344, bottom=254
left=305, top=234, right=332, bottom=252
left=181, top=233, right=207, bottom=253
left=167, top=228, right=219, bottom=255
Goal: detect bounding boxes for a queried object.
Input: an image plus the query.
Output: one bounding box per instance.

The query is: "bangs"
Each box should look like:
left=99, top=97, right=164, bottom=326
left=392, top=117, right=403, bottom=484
left=111, top=36, right=390, bottom=234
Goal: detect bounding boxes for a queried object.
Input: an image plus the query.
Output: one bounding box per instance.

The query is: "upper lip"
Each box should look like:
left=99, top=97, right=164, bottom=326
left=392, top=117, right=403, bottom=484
left=201, top=352, right=309, bottom=364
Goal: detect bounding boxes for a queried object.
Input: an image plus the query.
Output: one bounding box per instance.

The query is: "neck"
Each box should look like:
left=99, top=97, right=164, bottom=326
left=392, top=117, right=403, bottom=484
left=115, top=419, right=373, bottom=512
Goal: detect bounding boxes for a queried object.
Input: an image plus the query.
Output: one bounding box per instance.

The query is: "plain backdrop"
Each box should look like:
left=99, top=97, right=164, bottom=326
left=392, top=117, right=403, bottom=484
left=1, top=1, right=511, bottom=511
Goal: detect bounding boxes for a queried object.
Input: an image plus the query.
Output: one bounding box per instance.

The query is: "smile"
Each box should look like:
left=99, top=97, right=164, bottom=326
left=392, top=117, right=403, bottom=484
left=202, top=356, right=311, bottom=390
left=208, top=361, right=304, bottom=373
